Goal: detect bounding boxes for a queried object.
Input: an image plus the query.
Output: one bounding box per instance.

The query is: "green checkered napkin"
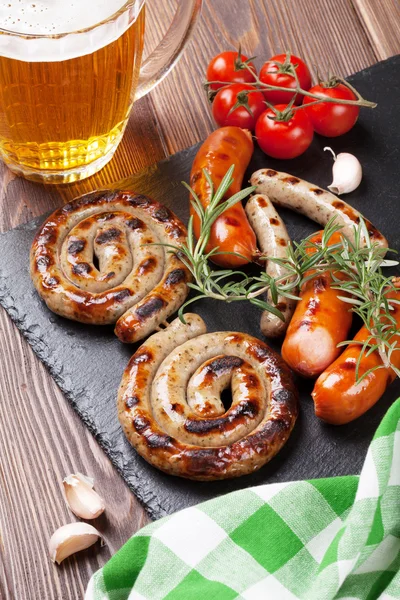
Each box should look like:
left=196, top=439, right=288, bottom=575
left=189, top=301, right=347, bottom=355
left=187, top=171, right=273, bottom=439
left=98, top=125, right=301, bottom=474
left=86, top=399, right=400, bottom=600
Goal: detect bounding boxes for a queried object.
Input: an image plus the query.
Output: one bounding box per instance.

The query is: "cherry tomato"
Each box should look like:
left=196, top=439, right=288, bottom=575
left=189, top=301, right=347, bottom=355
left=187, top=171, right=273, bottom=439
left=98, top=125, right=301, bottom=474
left=259, top=54, right=312, bottom=105
left=212, top=83, right=265, bottom=131
left=207, top=51, right=257, bottom=91
left=255, top=104, right=314, bottom=159
left=303, top=83, right=360, bottom=137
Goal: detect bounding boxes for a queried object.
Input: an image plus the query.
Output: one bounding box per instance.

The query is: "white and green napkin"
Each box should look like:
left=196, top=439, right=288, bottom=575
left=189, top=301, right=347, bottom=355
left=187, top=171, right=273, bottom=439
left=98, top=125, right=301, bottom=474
left=86, top=399, right=400, bottom=600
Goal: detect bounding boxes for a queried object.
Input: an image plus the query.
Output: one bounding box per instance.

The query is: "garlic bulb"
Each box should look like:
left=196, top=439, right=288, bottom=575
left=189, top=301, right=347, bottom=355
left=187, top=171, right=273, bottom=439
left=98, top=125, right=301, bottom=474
left=324, top=147, right=362, bottom=195
left=63, top=473, right=105, bottom=520
left=49, top=522, right=103, bottom=564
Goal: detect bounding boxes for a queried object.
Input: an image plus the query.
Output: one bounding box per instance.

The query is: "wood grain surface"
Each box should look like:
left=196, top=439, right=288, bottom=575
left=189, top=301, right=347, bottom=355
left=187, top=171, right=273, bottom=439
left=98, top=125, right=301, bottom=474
left=0, top=1, right=399, bottom=598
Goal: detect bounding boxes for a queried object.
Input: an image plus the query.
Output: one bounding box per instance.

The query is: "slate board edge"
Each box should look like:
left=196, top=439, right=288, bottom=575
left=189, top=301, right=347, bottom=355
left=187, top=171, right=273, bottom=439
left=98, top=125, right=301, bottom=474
left=0, top=55, right=398, bottom=521
left=0, top=275, right=169, bottom=519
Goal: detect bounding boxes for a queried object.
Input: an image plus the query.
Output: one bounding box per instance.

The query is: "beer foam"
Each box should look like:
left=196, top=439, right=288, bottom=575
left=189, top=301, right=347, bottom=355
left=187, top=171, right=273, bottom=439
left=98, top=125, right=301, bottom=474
left=0, top=0, right=144, bottom=61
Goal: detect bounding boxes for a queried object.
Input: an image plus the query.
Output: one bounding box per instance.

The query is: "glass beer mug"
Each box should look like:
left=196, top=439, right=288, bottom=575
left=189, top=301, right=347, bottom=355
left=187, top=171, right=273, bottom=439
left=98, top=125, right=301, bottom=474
left=0, top=1, right=202, bottom=184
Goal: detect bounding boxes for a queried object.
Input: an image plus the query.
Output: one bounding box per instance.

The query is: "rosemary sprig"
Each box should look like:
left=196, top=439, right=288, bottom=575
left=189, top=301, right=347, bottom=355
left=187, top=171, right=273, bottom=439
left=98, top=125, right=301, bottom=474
left=172, top=165, right=302, bottom=321
left=163, top=166, right=399, bottom=384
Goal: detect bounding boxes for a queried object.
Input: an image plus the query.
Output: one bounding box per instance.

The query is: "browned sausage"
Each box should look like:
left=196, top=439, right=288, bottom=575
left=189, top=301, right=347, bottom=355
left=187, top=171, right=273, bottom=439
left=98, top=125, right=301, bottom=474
left=190, top=126, right=257, bottom=267
left=251, top=168, right=388, bottom=250
left=312, top=290, right=400, bottom=424
left=30, top=190, right=191, bottom=343
left=245, top=193, right=296, bottom=338
left=118, top=314, right=298, bottom=480
left=281, top=231, right=353, bottom=378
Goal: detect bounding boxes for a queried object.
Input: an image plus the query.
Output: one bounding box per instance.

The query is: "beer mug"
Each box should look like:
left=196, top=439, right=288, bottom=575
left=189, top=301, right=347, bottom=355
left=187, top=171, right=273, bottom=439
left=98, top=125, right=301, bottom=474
left=0, top=1, right=202, bottom=184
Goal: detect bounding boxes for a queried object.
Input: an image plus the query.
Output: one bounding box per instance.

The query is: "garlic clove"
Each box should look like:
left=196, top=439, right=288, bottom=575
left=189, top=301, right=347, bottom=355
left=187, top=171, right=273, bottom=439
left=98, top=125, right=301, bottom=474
left=49, top=522, right=103, bottom=564
left=63, top=473, right=105, bottom=520
left=324, top=146, right=362, bottom=195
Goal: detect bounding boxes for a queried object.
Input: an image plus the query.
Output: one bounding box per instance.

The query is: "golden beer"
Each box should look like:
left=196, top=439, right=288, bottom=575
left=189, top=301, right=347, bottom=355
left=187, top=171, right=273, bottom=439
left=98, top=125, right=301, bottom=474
left=0, top=2, right=145, bottom=183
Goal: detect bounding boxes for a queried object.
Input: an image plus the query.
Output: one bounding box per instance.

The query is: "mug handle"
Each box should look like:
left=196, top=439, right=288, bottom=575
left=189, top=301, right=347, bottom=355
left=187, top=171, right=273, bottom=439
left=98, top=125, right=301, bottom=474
left=135, top=0, right=203, bottom=100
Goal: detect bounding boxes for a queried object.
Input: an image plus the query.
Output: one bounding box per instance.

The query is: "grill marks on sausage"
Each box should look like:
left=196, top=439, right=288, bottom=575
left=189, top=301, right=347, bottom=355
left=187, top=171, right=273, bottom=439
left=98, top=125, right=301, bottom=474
left=365, top=220, right=384, bottom=241
left=256, top=197, right=268, bottom=208
left=126, top=217, right=144, bottom=230
left=311, top=188, right=324, bottom=195
left=206, top=356, right=243, bottom=376
left=332, top=200, right=360, bottom=224
left=145, top=433, right=173, bottom=449
left=341, top=361, right=356, bottom=371
left=184, top=399, right=259, bottom=435
left=154, top=207, right=171, bottom=222
left=138, top=257, right=157, bottom=276
left=38, top=230, right=57, bottom=245
left=115, top=289, right=131, bottom=302
left=248, top=343, right=271, bottom=362
left=95, top=228, right=122, bottom=245
left=272, top=388, right=297, bottom=406
left=269, top=217, right=280, bottom=225
left=313, top=277, right=328, bottom=293
left=307, top=297, right=320, bottom=316
left=125, top=395, right=140, bottom=408
left=100, top=212, right=116, bottom=221
left=131, top=350, right=153, bottom=365
left=224, top=216, right=240, bottom=227
left=165, top=269, right=187, bottom=286
left=169, top=225, right=186, bottom=239
left=35, top=255, right=52, bottom=270
left=190, top=171, right=202, bottom=185
left=132, top=414, right=174, bottom=448
left=265, top=169, right=278, bottom=177
left=135, top=296, right=166, bottom=320
left=72, top=262, right=92, bottom=276
left=223, top=135, right=238, bottom=146
left=133, top=415, right=150, bottom=434
left=276, top=301, right=287, bottom=311
left=68, top=239, right=86, bottom=255
left=282, top=176, right=300, bottom=185
left=298, top=319, right=312, bottom=330
left=128, top=194, right=151, bottom=207
left=44, top=276, right=59, bottom=288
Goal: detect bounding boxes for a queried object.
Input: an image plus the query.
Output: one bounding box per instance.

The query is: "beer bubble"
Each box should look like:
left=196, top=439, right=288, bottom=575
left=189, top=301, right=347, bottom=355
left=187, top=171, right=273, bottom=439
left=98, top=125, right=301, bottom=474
left=0, top=0, right=143, bottom=61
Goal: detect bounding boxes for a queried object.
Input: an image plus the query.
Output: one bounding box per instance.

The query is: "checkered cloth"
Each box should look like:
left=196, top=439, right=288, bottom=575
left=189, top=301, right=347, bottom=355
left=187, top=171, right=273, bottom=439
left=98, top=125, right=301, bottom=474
left=86, top=399, right=400, bottom=600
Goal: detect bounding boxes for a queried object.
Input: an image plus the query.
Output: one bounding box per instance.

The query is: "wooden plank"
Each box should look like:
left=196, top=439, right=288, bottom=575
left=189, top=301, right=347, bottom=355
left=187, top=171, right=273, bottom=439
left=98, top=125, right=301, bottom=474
left=0, top=311, right=149, bottom=600
left=0, top=1, right=399, bottom=598
left=352, top=0, right=400, bottom=59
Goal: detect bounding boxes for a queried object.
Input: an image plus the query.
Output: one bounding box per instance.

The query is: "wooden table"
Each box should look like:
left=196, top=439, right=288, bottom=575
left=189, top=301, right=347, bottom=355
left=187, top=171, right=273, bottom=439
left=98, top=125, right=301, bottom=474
left=0, top=1, right=399, bottom=598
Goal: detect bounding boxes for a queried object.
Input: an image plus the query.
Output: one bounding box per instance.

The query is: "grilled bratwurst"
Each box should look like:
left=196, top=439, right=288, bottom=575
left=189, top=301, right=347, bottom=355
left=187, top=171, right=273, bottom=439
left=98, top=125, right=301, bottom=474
left=245, top=194, right=296, bottom=338
left=250, top=168, right=388, bottom=250
left=30, top=190, right=191, bottom=343
left=118, top=314, right=298, bottom=480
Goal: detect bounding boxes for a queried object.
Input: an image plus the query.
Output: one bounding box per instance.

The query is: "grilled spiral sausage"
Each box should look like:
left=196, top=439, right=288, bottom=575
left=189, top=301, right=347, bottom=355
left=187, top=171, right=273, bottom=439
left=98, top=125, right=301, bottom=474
left=30, top=190, right=191, bottom=343
left=118, top=314, right=298, bottom=480
left=250, top=168, right=388, bottom=250
left=245, top=194, right=296, bottom=338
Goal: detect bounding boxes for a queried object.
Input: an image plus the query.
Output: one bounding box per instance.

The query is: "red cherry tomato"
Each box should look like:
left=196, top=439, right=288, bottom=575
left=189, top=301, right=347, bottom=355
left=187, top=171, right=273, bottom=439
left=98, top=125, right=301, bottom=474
left=303, top=83, right=360, bottom=137
left=259, top=54, right=312, bottom=105
left=255, top=104, right=314, bottom=159
left=212, top=83, right=265, bottom=131
left=207, top=51, right=257, bottom=91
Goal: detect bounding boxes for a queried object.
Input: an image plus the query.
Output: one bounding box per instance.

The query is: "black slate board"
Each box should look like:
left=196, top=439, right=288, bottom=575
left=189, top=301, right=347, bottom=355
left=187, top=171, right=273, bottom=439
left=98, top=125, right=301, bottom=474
left=0, top=56, right=399, bottom=520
